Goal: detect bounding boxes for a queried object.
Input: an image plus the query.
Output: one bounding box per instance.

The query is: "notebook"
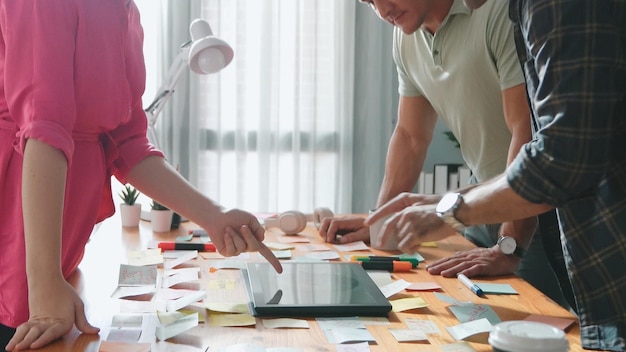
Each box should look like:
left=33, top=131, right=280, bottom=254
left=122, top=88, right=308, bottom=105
left=243, top=261, right=392, bottom=317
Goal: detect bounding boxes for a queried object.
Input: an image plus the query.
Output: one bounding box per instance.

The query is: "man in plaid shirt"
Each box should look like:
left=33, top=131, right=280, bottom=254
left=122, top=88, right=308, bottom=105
left=367, top=0, right=626, bottom=350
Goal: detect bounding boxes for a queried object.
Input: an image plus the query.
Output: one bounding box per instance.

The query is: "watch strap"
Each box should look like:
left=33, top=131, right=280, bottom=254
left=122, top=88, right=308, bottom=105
left=512, top=246, right=526, bottom=258
left=436, top=193, right=467, bottom=233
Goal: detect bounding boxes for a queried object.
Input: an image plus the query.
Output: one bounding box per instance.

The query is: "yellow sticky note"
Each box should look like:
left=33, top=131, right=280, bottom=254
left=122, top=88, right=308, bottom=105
left=180, top=309, right=205, bottom=323
left=157, top=309, right=203, bottom=324
left=421, top=241, right=438, bottom=247
left=209, top=313, right=257, bottom=327
left=157, top=310, right=186, bottom=324
left=391, top=296, right=429, bottom=312
left=204, top=302, right=249, bottom=314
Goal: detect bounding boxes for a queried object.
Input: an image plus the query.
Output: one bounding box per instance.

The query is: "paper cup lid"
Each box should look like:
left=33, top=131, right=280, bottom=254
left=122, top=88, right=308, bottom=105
left=488, top=321, right=569, bottom=352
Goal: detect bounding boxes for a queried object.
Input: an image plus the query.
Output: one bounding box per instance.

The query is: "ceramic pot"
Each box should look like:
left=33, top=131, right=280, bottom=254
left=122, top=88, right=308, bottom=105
left=120, top=203, right=142, bottom=227
left=151, top=209, right=173, bottom=232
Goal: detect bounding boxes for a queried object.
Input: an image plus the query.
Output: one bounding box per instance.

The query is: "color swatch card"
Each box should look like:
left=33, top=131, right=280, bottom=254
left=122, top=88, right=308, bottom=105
left=448, top=304, right=501, bottom=325
left=118, top=264, right=157, bottom=286
left=388, top=328, right=428, bottom=342
left=262, top=318, right=310, bottom=329
left=446, top=318, right=493, bottom=341
left=404, top=318, right=442, bottom=334
left=333, top=241, right=370, bottom=252
left=323, top=328, right=376, bottom=344
left=379, top=279, right=412, bottom=298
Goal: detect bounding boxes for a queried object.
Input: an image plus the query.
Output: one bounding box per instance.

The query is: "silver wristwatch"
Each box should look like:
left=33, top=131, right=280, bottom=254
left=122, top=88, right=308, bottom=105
left=497, top=236, right=526, bottom=258
left=436, top=193, right=467, bottom=232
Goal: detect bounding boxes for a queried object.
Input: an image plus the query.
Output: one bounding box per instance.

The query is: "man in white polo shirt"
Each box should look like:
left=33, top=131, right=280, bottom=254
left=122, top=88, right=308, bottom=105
left=319, top=0, right=572, bottom=309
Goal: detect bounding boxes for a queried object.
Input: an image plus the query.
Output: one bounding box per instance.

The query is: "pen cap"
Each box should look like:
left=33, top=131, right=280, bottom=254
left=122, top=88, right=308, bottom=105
left=488, top=321, right=568, bottom=352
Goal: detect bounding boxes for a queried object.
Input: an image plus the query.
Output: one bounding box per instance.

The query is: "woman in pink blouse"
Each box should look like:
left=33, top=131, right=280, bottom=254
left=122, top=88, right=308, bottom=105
left=0, top=1, right=281, bottom=350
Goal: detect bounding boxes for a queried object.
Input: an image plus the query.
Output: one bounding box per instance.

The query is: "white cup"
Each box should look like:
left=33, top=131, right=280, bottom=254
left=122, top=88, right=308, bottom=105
left=489, top=321, right=569, bottom=352
left=368, top=210, right=399, bottom=250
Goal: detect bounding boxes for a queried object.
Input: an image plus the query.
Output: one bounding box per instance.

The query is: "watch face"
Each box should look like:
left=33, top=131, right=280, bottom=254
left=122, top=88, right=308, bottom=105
left=498, top=236, right=516, bottom=255
left=436, top=193, right=460, bottom=213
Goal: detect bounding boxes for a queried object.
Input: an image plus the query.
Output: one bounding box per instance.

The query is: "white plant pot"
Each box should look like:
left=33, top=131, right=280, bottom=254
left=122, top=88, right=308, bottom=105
left=120, top=203, right=142, bottom=227
left=151, top=209, right=173, bottom=232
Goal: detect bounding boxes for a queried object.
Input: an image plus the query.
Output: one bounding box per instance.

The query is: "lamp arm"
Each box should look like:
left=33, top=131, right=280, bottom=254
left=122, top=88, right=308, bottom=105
left=144, top=43, right=191, bottom=148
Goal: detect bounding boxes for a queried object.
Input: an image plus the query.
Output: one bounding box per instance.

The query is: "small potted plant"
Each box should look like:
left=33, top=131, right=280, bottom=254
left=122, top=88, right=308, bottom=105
left=150, top=199, right=173, bottom=232
left=119, top=184, right=142, bottom=227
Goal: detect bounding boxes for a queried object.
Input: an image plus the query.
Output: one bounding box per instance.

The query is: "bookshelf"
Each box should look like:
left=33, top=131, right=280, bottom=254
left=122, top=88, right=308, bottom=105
left=417, top=164, right=472, bottom=194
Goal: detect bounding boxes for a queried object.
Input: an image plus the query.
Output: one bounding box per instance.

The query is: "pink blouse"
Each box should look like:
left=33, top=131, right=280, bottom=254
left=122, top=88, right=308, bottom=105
left=0, top=0, right=162, bottom=327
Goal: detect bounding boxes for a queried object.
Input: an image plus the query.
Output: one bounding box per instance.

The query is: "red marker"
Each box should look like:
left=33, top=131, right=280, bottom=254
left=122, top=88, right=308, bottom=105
left=157, top=242, right=216, bottom=252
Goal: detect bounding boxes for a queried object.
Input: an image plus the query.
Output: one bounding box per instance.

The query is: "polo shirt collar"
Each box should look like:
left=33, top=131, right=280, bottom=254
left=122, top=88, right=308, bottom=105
left=423, top=0, right=472, bottom=35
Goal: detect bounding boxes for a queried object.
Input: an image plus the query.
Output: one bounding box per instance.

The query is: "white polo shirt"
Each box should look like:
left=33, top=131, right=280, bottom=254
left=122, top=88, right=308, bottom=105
left=393, top=0, right=525, bottom=182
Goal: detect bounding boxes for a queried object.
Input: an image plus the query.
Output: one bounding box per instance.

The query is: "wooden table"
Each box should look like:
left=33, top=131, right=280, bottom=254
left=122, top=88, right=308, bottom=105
left=30, top=212, right=584, bottom=351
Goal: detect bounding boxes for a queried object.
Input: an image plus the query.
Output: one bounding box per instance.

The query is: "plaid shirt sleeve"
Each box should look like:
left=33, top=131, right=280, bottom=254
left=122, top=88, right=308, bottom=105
left=507, top=0, right=626, bottom=206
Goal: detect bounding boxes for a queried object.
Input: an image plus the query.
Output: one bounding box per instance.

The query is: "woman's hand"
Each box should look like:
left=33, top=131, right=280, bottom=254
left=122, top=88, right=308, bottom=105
left=6, top=279, right=99, bottom=351
left=210, top=209, right=283, bottom=274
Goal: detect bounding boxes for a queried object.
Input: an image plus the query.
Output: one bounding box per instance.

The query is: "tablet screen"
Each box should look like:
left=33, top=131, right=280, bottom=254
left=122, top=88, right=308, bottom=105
left=243, top=262, right=391, bottom=317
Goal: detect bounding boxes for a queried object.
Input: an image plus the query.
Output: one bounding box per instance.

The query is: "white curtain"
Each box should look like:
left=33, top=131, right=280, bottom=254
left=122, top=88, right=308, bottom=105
left=151, top=1, right=356, bottom=214
left=351, top=5, right=397, bottom=212
left=136, top=0, right=408, bottom=215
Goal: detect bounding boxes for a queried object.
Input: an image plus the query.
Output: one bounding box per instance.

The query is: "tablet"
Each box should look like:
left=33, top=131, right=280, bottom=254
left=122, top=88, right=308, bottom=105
left=243, top=261, right=392, bottom=317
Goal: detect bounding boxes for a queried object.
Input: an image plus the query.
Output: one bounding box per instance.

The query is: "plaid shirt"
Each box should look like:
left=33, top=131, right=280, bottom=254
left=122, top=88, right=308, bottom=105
left=507, top=0, right=626, bottom=350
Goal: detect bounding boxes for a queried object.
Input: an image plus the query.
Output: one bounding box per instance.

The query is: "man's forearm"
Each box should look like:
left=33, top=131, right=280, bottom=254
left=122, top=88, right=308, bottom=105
left=498, top=218, right=537, bottom=251
left=377, top=166, right=422, bottom=207
left=378, top=96, right=437, bottom=206
left=457, top=174, right=552, bottom=226
left=377, top=131, right=427, bottom=206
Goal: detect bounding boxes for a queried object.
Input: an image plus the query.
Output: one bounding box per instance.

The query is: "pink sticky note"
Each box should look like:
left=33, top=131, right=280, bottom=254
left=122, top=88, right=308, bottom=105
left=99, top=341, right=150, bottom=352
left=406, top=282, right=442, bottom=291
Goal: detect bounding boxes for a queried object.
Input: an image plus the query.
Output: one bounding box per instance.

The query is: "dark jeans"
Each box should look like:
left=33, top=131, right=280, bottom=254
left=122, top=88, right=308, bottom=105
left=538, top=209, right=578, bottom=313
left=0, top=323, right=15, bottom=350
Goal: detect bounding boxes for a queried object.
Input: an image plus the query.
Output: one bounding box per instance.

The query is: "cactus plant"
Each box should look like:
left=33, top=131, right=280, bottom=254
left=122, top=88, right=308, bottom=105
left=119, top=184, right=140, bottom=206
left=151, top=199, right=169, bottom=211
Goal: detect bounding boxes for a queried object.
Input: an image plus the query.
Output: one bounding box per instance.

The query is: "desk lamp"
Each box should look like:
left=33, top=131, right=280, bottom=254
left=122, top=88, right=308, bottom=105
left=144, top=18, right=234, bottom=149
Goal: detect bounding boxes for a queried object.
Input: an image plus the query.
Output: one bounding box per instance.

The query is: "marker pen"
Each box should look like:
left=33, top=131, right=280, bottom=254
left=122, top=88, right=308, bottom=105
left=353, top=255, right=402, bottom=260
left=457, top=273, right=484, bottom=296
left=351, top=256, right=419, bottom=268
left=157, top=242, right=216, bottom=252
left=358, top=260, right=413, bottom=272
left=188, top=229, right=208, bottom=237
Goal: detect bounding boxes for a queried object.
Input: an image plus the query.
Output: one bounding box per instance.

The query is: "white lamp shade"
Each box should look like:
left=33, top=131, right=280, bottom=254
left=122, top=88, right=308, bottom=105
left=187, top=19, right=234, bottom=75
left=188, top=37, right=234, bottom=74
left=144, top=18, right=233, bottom=150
